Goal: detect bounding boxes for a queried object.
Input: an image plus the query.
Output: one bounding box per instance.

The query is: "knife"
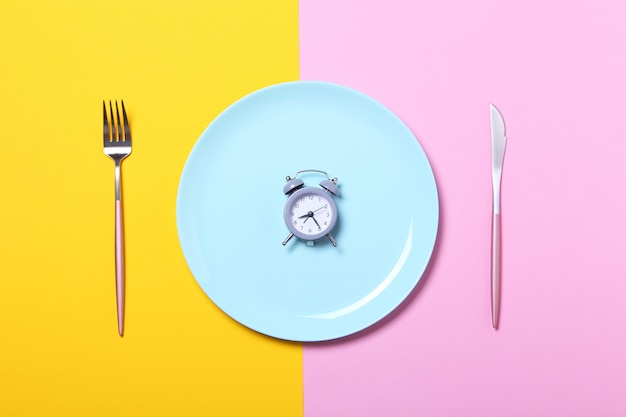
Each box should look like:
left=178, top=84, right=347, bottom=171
left=490, top=103, right=507, bottom=329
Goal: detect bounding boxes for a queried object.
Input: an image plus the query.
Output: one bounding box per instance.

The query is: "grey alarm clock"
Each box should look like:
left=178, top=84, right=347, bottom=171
left=281, top=170, right=339, bottom=247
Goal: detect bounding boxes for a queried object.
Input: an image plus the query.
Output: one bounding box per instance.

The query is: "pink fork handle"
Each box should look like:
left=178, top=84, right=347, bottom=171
left=491, top=213, right=501, bottom=329
left=115, top=200, right=125, bottom=337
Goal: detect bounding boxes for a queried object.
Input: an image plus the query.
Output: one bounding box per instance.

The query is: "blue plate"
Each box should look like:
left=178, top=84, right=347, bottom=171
left=176, top=81, right=439, bottom=341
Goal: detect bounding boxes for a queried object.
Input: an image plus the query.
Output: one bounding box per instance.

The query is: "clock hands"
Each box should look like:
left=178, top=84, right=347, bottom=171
left=297, top=204, right=327, bottom=219
left=300, top=215, right=320, bottom=231
left=297, top=209, right=324, bottom=231
left=298, top=204, right=328, bottom=234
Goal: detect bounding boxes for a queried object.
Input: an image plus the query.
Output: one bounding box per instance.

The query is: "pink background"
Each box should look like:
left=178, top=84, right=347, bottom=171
left=300, top=1, right=626, bottom=416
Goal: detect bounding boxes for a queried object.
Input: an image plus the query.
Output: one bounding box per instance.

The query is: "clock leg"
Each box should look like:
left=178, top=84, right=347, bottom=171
left=326, top=233, right=337, bottom=247
left=282, top=233, right=295, bottom=246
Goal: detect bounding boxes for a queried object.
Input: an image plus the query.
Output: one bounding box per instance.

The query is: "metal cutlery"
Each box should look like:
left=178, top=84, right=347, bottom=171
left=103, top=100, right=132, bottom=337
left=490, top=103, right=507, bottom=329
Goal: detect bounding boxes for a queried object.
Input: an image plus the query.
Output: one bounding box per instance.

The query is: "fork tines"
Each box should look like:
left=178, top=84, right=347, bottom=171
left=103, top=100, right=131, bottom=145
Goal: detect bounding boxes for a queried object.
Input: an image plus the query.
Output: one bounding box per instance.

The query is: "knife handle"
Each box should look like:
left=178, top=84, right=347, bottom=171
left=115, top=200, right=125, bottom=337
left=491, top=213, right=501, bottom=329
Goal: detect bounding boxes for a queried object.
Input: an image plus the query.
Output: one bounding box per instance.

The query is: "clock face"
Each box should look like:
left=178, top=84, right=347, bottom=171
left=284, top=187, right=337, bottom=241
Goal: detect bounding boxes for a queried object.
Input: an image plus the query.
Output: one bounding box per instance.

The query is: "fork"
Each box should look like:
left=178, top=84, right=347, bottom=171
left=103, top=100, right=132, bottom=337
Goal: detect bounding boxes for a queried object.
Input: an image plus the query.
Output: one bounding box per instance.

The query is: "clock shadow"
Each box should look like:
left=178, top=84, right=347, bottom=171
left=304, top=194, right=443, bottom=346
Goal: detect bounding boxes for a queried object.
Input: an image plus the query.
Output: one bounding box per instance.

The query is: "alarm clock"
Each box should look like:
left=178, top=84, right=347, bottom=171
left=282, top=170, right=339, bottom=247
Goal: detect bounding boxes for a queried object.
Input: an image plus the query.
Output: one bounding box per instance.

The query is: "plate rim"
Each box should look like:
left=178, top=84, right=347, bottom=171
left=176, top=80, right=440, bottom=342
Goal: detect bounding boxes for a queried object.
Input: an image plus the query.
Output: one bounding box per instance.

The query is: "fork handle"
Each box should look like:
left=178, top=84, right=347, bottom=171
left=115, top=200, right=125, bottom=337
left=491, top=212, right=501, bottom=329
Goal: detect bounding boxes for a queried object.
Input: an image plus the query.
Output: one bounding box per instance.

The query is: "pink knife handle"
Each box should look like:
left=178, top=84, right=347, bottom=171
left=115, top=200, right=125, bottom=337
left=491, top=213, right=501, bottom=329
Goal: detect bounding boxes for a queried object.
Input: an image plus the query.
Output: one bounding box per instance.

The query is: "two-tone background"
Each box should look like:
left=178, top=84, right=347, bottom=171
left=2, top=1, right=625, bottom=416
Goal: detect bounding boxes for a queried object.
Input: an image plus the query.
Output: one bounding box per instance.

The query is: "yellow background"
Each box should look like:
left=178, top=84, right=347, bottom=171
left=0, top=1, right=301, bottom=416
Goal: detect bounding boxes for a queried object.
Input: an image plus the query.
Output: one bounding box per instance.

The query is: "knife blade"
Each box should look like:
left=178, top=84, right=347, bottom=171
left=490, top=103, right=507, bottom=329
